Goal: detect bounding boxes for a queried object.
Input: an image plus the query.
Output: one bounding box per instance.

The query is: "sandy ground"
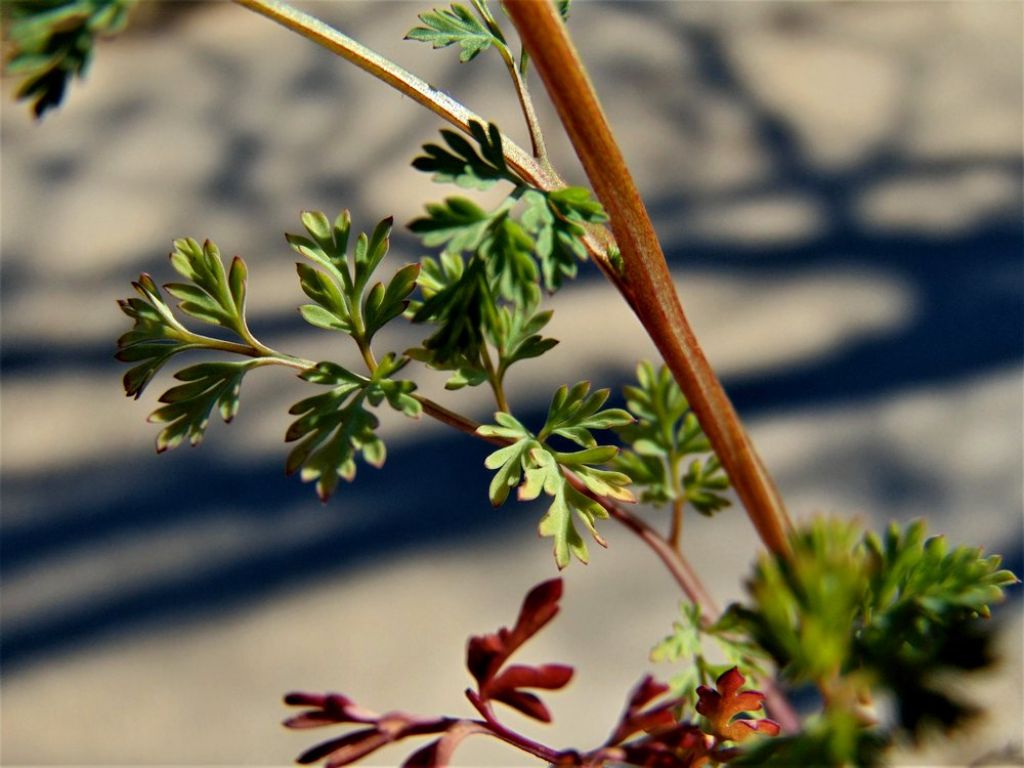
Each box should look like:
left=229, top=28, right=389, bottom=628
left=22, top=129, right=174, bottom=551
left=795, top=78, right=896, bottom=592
left=2, top=2, right=1022, bottom=766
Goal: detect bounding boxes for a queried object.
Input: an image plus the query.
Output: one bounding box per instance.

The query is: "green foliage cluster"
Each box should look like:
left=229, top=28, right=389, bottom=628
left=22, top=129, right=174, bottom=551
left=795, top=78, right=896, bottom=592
left=479, top=382, right=633, bottom=568
left=116, top=237, right=269, bottom=451
left=651, top=602, right=770, bottom=710
left=614, top=362, right=731, bottom=516
left=406, top=123, right=608, bottom=397
left=726, top=517, right=1018, bottom=764
left=3, top=0, right=133, bottom=117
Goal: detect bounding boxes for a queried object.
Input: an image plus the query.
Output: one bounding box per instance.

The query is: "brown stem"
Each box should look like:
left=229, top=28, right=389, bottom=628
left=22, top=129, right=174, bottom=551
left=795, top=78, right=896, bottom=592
left=574, top=484, right=800, bottom=732
left=502, top=1, right=792, bottom=557
left=467, top=691, right=563, bottom=764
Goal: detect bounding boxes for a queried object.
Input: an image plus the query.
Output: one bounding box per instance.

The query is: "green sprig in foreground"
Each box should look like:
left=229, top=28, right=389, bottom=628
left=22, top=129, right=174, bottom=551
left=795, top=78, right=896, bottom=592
left=116, top=210, right=423, bottom=501
left=479, top=382, right=634, bottom=568
left=727, top=517, right=1019, bottom=765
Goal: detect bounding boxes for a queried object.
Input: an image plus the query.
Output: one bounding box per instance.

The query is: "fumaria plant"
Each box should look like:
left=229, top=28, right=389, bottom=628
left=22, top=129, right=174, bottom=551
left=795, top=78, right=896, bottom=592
left=5, top=1, right=1019, bottom=766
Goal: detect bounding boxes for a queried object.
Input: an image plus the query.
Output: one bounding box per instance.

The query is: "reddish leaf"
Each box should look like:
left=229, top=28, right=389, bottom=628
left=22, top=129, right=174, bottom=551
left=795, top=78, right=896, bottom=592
left=400, top=721, right=487, bottom=768
left=296, top=728, right=386, bottom=765
left=487, top=663, right=574, bottom=697
left=467, top=579, right=563, bottom=687
left=696, top=667, right=780, bottom=744
left=491, top=688, right=553, bottom=722
left=284, top=693, right=379, bottom=727
left=285, top=692, right=458, bottom=768
left=589, top=723, right=712, bottom=768
left=605, top=675, right=679, bottom=746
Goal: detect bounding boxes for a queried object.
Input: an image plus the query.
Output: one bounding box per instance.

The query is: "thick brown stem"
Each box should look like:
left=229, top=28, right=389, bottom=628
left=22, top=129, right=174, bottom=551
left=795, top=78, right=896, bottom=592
left=503, top=1, right=792, bottom=556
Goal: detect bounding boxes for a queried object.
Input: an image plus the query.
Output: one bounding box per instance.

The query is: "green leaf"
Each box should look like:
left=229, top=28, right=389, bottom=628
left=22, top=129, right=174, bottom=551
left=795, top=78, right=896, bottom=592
left=490, top=303, right=558, bottom=375
left=411, top=254, right=497, bottom=366
left=520, top=187, right=606, bottom=292
left=165, top=238, right=249, bottom=337
left=369, top=353, right=423, bottom=418
left=412, top=121, right=513, bottom=190
left=539, top=380, right=632, bottom=447
left=284, top=365, right=375, bottom=500
left=478, top=381, right=632, bottom=568
left=405, top=3, right=504, bottom=63
left=296, top=262, right=351, bottom=333
left=538, top=482, right=608, bottom=569
left=284, top=359, right=420, bottom=501
left=408, top=197, right=492, bottom=253
left=734, top=517, right=1019, bottom=739
left=148, top=361, right=254, bottom=452
left=116, top=273, right=201, bottom=397
left=683, top=455, right=730, bottom=516
left=363, top=263, right=421, bottom=342
left=614, top=361, right=731, bottom=515
left=651, top=602, right=773, bottom=708
left=290, top=211, right=410, bottom=345
left=4, top=0, right=134, bottom=118
left=480, top=213, right=540, bottom=305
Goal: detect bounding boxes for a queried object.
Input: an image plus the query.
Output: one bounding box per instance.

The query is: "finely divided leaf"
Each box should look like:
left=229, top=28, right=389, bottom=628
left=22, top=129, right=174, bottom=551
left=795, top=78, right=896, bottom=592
left=538, top=482, right=609, bottom=569
left=290, top=211, right=411, bottom=345
left=479, top=381, right=633, bottom=568
left=148, top=361, right=254, bottom=452
left=116, top=273, right=199, bottom=398
left=285, top=360, right=421, bottom=501
left=412, top=121, right=512, bottom=190
left=615, top=361, right=732, bottom=515
left=165, top=238, right=248, bottom=336
left=411, top=255, right=497, bottom=366
left=491, top=304, right=558, bottom=374
left=540, top=381, right=633, bottom=447
left=406, top=3, right=504, bottom=63
left=408, top=197, right=492, bottom=253
left=285, top=364, right=382, bottom=502
left=520, top=187, right=607, bottom=292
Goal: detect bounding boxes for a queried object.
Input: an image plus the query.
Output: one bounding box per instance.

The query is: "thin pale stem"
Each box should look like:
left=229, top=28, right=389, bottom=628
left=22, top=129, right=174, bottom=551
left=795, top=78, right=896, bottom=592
left=479, top=344, right=511, bottom=413
left=668, top=497, right=685, bottom=552
left=467, top=0, right=547, bottom=159
left=503, top=2, right=793, bottom=557
left=232, top=0, right=555, bottom=189
left=231, top=0, right=620, bottom=279
left=500, top=46, right=548, bottom=161
left=668, top=452, right=686, bottom=550
left=356, top=339, right=379, bottom=374
left=184, top=332, right=313, bottom=371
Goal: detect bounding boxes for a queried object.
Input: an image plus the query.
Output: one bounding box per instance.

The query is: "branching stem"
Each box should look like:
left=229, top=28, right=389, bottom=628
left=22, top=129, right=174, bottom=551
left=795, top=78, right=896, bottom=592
left=230, top=0, right=618, bottom=279
left=468, top=0, right=547, bottom=161
left=502, top=2, right=793, bottom=556
left=467, top=692, right=563, bottom=764
left=232, top=0, right=555, bottom=188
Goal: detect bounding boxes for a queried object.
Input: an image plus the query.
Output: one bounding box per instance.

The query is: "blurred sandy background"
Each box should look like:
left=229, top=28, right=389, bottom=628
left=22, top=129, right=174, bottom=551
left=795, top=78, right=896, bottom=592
left=2, top=1, right=1021, bottom=765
